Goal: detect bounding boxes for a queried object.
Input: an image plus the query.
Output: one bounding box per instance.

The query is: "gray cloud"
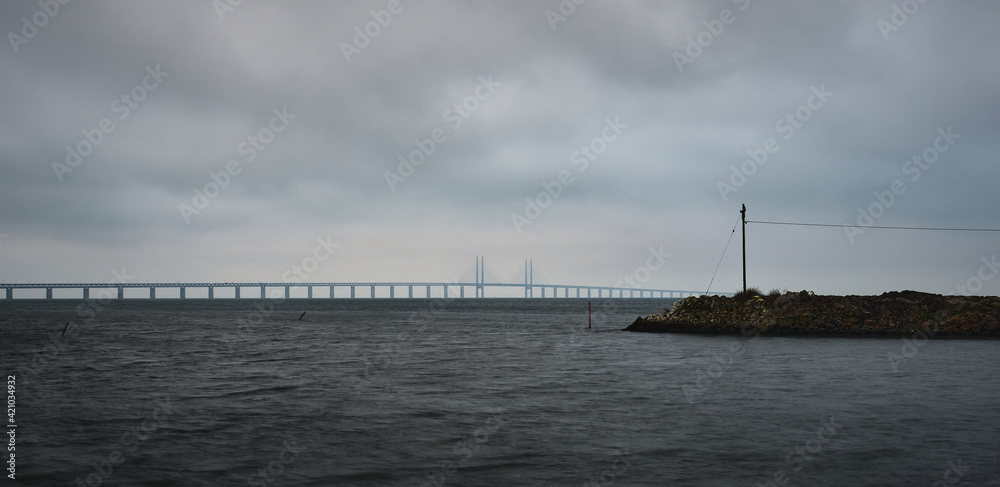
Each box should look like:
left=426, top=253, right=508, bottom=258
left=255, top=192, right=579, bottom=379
left=1, top=0, right=998, bottom=295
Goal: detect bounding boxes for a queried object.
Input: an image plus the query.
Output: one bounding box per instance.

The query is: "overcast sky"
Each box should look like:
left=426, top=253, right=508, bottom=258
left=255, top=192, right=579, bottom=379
left=1, top=0, right=998, bottom=296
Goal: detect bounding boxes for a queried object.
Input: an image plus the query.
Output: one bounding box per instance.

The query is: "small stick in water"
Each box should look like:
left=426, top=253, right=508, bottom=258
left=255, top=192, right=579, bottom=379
left=298, top=312, right=306, bottom=320
left=62, top=321, right=71, bottom=336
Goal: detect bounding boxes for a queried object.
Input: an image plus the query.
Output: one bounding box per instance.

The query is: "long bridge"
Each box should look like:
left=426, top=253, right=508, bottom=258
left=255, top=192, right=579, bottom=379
left=0, top=258, right=722, bottom=300
left=0, top=282, right=709, bottom=300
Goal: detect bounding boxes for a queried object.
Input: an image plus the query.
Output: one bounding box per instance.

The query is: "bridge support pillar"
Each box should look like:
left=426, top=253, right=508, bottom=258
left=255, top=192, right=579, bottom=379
left=541, top=287, right=545, bottom=298
left=235, top=287, right=240, bottom=299
left=565, top=288, right=569, bottom=298
left=5, top=288, right=10, bottom=300
left=261, top=286, right=266, bottom=299
left=408, top=285, right=413, bottom=298
left=443, top=284, right=448, bottom=298
left=308, top=286, right=313, bottom=299
left=83, top=288, right=89, bottom=299
left=329, top=286, right=334, bottom=298
left=180, top=287, right=185, bottom=299
left=150, top=287, right=156, bottom=299
left=118, top=287, right=125, bottom=299
left=426, top=285, right=431, bottom=298
left=350, top=286, right=355, bottom=298
left=460, top=286, right=464, bottom=298
left=46, top=288, right=52, bottom=300
left=390, top=286, right=394, bottom=299
left=370, top=285, right=375, bottom=298
left=285, top=286, right=290, bottom=299
left=208, top=287, right=213, bottom=299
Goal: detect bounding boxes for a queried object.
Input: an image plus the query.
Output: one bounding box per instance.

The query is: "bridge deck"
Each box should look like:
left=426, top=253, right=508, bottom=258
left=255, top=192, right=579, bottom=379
left=0, top=282, right=723, bottom=299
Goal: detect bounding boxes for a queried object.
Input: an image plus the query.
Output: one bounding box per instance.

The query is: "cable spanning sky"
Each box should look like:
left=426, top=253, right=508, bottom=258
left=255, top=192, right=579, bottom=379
left=1, top=1, right=998, bottom=295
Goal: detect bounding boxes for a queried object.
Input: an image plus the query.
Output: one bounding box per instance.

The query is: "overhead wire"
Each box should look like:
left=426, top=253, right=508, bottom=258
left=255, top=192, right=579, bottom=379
left=747, top=220, right=1000, bottom=232
left=705, top=213, right=998, bottom=296
left=705, top=214, right=741, bottom=295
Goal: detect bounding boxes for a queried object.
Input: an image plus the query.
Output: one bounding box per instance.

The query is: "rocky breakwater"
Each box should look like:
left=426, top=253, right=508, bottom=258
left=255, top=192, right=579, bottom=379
left=624, top=290, right=1000, bottom=337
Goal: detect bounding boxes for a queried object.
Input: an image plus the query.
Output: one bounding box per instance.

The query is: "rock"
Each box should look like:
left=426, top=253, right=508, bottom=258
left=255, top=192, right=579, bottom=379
left=623, top=291, right=1000, bottom=338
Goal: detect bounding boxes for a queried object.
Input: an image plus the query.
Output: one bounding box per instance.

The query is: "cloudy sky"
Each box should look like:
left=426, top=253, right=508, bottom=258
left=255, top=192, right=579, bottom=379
left=1, top=0, right=998, bottom=296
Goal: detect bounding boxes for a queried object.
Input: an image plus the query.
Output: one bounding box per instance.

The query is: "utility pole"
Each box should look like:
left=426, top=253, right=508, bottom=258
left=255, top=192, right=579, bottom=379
left=741, top=204, right=747, bottom=293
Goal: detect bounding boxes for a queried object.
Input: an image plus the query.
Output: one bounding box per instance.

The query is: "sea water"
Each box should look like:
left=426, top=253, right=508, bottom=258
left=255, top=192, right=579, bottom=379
left=1, top=298, right=998, bottom=486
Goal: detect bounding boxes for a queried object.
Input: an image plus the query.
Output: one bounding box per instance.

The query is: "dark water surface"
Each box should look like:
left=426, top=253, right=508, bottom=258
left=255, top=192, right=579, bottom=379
left=2, top=298, right=999, bottom=486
